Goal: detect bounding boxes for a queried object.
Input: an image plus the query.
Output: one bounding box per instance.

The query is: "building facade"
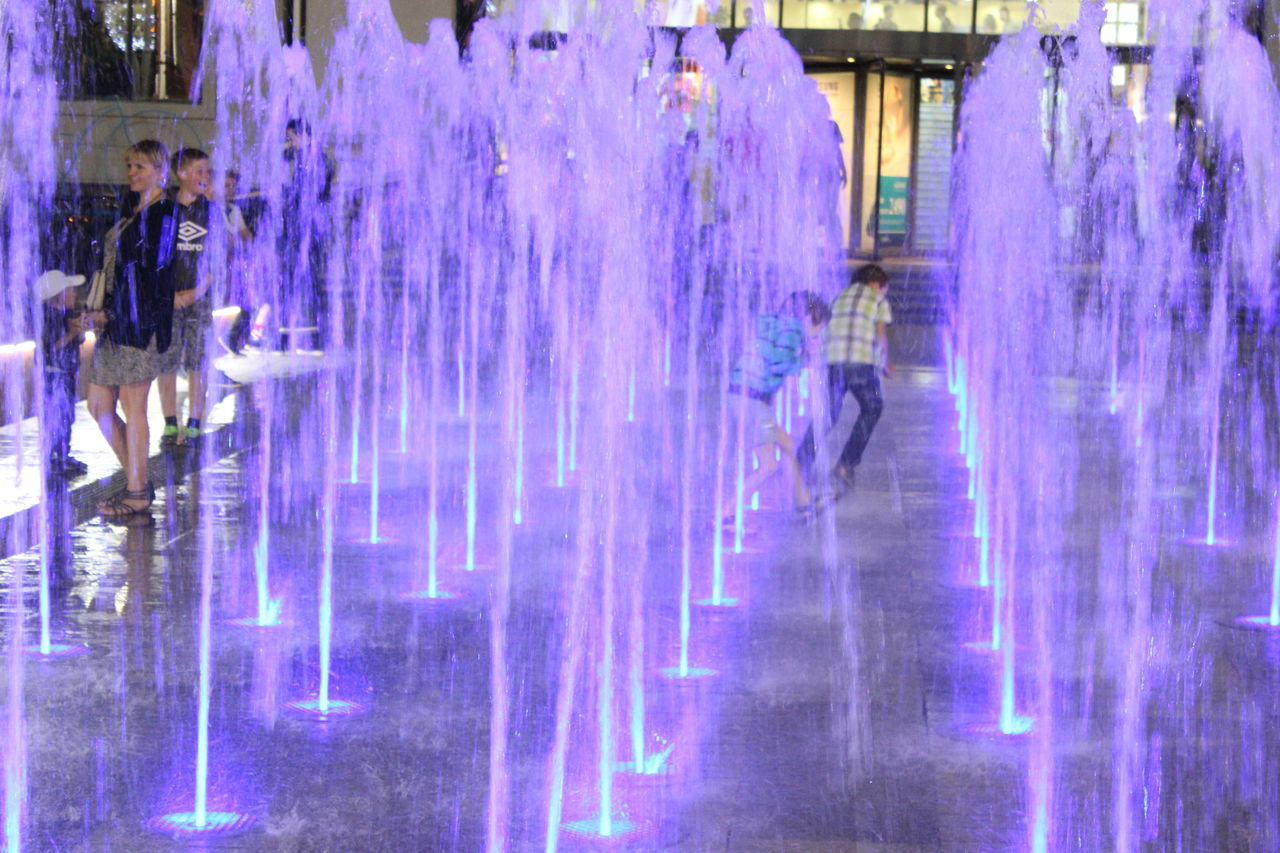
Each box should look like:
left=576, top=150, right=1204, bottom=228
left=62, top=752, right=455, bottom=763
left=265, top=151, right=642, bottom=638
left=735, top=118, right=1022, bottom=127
left=52, top=0, right=1280, bottom=256
left=56, top=0, right=451, bottom=186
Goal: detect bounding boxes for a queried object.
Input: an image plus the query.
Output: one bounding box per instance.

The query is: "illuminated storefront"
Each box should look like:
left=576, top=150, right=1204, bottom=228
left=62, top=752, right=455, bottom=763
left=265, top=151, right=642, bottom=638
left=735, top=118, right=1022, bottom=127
left=807, top=66, right=957, bottom=256
left=634, top=0, right=1153, bottom=43
left=778, top=1, right=1157, bottom=257
left=475, top=0, right=1159, bottom=256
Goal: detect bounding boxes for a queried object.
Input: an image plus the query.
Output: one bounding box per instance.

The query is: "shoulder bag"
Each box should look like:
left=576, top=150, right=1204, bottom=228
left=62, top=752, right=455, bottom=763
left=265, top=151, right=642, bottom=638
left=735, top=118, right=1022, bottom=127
left=85, top=214, right=136, bottom=311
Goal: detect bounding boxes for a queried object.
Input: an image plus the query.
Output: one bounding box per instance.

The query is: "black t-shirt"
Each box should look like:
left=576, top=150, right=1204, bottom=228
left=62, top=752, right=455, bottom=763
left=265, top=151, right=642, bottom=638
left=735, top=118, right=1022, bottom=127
left=172, top=195, right=220, bottom=296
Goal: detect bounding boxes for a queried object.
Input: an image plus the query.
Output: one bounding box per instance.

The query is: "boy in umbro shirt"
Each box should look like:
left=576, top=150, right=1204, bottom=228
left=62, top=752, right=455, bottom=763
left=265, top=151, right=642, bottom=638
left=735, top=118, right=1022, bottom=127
left=158, top=148, right=221, bottom=447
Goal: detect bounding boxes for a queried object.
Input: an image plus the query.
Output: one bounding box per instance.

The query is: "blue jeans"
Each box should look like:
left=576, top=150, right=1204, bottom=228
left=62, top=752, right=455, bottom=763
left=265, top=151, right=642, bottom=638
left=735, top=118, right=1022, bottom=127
left=798, top=363, right=884, bottom=473
left=44, top=366, right=76, bottom=461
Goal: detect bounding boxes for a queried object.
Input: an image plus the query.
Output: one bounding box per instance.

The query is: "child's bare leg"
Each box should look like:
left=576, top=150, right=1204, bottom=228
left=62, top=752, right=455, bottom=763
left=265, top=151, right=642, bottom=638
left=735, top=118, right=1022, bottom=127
left=738, top=441, right=779, bottom=507
left=775, top=430, right=812, bottom=508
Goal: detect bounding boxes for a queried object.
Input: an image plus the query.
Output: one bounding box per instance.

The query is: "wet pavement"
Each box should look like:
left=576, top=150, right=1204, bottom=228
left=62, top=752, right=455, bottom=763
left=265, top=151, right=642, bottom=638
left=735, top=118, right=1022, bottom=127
left=0, top=350, right=334, bottom=559
left=2, top=364, right=1278, bottom=851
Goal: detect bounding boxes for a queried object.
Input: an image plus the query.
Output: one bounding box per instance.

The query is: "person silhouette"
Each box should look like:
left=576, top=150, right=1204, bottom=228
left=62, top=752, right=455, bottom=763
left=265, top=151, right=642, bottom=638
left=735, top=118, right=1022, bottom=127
left=934, top=4, right=955, bottom=32
left=1000, top=6, right=1020, bottom=33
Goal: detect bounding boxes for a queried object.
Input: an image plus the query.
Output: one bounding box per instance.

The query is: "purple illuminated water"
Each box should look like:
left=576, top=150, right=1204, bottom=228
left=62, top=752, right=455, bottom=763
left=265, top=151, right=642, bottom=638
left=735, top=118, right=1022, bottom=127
left=6, top=0, right=1279, bottom=849
left=951, top=1, right=1280, bottom=849
left=0, top=3, right=59, bottom=849
left=196, top=1, right=837, bottom=848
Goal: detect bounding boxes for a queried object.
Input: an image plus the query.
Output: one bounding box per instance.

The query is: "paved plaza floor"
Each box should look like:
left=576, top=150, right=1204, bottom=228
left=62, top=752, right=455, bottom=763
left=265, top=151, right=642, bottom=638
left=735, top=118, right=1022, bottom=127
left=1, top=363, right=1277, bottom=851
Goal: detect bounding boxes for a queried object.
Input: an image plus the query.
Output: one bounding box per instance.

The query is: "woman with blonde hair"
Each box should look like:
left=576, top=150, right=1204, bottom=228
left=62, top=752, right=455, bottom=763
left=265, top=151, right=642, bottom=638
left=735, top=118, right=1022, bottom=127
left=83, top=139, right=178, bottom=518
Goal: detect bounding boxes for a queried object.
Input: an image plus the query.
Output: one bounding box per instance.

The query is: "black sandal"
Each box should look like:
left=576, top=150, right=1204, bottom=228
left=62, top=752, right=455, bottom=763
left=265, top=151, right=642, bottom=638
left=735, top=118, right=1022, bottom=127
left=99, top=487, right=153, bottom=520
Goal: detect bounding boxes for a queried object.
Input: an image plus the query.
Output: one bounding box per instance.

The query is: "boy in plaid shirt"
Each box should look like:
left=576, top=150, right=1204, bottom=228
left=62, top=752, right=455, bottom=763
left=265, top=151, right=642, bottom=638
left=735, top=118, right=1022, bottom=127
left=798, top=263, right=893, bottom=493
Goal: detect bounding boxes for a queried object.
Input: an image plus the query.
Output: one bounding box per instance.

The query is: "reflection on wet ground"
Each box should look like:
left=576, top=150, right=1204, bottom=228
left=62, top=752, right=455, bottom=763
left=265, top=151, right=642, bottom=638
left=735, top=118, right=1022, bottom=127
left=0, top=379, right=239, bottom=559
left=0, top=350, right=335, bottom=560
left=3, top=366, right=1279, bottom=850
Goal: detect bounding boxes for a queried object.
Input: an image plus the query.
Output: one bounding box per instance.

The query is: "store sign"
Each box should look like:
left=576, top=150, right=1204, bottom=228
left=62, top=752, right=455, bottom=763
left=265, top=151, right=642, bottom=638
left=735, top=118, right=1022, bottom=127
left=878, top=176, right=909, bottom=235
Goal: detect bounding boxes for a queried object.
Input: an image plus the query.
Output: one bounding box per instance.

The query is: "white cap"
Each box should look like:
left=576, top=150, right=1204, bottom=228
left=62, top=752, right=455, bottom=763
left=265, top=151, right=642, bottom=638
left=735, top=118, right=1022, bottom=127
left=37, top=270, right=86, bottom=301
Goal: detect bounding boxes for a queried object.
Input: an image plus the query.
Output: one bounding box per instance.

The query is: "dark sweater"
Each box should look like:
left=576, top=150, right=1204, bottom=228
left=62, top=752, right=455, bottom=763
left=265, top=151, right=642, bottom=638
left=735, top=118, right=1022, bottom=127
left=105, top=199, right=177, bottom=352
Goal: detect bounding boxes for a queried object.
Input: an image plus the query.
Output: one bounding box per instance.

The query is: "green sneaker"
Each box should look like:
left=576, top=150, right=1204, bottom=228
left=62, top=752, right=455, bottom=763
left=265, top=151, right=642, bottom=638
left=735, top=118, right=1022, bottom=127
left=182, top=425, right=201, bottom=443
left=160, top=424, right=180, bottom=448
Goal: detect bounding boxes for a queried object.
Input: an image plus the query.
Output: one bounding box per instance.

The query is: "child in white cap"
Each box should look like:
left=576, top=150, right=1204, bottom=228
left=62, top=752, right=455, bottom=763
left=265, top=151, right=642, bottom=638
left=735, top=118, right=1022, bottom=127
left=39, top=270, right=88, bottom=477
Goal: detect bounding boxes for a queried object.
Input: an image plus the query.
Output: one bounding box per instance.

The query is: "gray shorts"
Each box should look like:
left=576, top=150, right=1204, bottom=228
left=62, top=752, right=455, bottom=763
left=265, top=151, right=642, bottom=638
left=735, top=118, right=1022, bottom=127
left=731, top=395, right=782, bottom=445
left=157, top=305, right=212, bottom=375
left=88, top=336, right=159, bottom=387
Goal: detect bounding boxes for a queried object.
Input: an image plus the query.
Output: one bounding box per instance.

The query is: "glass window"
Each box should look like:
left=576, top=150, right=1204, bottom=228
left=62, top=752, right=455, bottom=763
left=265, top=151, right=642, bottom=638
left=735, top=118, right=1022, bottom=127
left=975, top=0, right=1075, bottom=33
left=869, top=1, right=927, bottom=33
left=1101, top=1, right=1146, bottom=45
left=735, top=0, right=780, bottom=27
left=655, top=0, right=718, bottom=27
left=101, top=1, right=156, bottom=51
left=53, top=3, right=130, bottom=99
left=860, top=73, right=914, bottom=253
left=782, top=1, right=851, bottom=30
left=1031, top=0, right=1085, bottom=29
left=60, top=0, right=205, bottom=100
left=843, top=7, right=868, bottom=30
left=914, top=77, right=955, bottom=252
left=1116, top=62, right=1150, bottom=121
left=927, top=2, right=975, bottom=33
left=809, top=73, right=856, bottom=245
left=708, top=0, right=733, bottom=27
left=975, top=1, right=1026, bottom=33
left=974, top=0, right=1146, bottom=38
left=811, top=1, right=929, bottom=32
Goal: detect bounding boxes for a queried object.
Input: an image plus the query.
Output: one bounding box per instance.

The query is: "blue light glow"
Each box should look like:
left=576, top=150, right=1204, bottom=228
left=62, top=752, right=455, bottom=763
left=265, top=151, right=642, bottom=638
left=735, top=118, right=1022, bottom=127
left=695, top=596, right=740, bottom=608
left=561, top=815, right=637, bottom=841
left=22, top=643, right=89, bottom=660
left=144, top=810, right=254, bottom=839
left=1272, top=508, right=1280, bottom=625
left=964, top=716, right=1034, bottom=738
left=1179, top=536, right=1234, bottom=548
left=261, top=596, right=283, bottom=626
left=401, top=588, right=461, bottom=602
left=284, top=697, right=367, bottom=721
left=658, top=666, right=717, bottom=680
left=617, top=742, right=674, bottom=776
left=225, top=613, right=286, bottom=629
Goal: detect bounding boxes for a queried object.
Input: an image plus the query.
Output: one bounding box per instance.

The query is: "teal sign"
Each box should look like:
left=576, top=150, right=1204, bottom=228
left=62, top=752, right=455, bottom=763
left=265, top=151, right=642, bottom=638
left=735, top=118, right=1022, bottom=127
left=878, top=176, right=909, bottom=234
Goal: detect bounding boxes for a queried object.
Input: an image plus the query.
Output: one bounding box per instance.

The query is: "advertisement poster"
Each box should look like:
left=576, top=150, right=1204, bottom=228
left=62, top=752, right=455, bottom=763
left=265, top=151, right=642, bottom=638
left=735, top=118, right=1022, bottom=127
left=861, top=74, right=913, bottom=251
left=878, top=176, right=909, bottom=235
left=808, top=72, right=855, bottom=248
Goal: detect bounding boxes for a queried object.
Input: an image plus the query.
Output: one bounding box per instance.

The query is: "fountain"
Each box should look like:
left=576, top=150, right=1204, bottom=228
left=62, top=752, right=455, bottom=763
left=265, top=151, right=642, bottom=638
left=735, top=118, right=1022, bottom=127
left=951, top=0, right=1280, bottom=848
left=9, top=0, right=1280, bottom=848
left=159, top=0, right=836, bottom=848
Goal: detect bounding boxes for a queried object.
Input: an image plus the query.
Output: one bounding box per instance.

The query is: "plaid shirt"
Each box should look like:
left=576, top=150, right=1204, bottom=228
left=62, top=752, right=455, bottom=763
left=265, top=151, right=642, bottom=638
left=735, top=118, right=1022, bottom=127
left=824, top=283, right=892, bottom=365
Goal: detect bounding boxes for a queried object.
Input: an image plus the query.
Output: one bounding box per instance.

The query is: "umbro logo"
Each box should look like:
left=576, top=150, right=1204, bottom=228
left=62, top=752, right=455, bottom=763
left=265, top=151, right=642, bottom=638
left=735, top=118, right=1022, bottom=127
left=177, top=221, right=208, bottom=243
